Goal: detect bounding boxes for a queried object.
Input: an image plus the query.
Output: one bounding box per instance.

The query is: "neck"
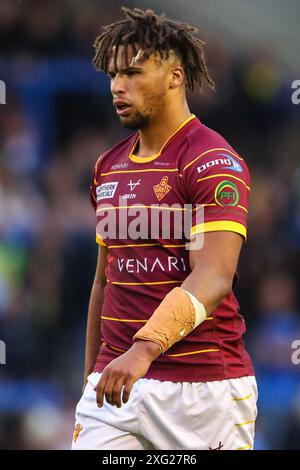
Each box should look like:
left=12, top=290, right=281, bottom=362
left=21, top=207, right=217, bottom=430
left=136, top=100, right=192, bottom=158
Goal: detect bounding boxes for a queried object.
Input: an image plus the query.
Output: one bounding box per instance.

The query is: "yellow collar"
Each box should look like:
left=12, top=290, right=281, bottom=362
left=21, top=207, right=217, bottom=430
left=129, top=114, right=196, bottom=164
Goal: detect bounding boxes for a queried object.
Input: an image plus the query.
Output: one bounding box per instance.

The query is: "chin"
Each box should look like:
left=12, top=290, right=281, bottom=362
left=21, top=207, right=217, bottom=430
left=121, top=119, right=140, bottom=130
left=120, top=113, right=150, bottom=130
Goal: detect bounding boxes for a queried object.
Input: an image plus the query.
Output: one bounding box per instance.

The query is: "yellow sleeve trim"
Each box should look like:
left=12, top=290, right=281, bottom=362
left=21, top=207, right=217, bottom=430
left=96, top=233, right=107, bottom=246
left=191, top=221, right=247, bottom=239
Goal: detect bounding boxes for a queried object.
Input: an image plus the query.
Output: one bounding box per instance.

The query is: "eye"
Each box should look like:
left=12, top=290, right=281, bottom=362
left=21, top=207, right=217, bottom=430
left=108, top=72, right=116, bottom=80
left=126, top=70, right=141, bottom=77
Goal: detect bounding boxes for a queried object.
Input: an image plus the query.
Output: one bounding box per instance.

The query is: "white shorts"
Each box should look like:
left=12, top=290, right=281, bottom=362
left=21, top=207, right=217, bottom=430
left=72, top=372, right=258, bottom=450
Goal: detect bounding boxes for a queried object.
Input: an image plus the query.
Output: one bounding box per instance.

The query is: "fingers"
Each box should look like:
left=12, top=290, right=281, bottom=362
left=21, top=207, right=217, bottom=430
left=94, top=372, right=134, bottom=408
left=122, top=378, right=135, bottom=404
left=112, top=377, right=126, bottom=408
left=94, top=371, right=108, bottom=408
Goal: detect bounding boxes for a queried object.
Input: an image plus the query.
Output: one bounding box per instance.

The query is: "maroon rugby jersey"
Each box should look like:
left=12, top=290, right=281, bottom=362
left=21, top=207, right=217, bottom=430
left=90, top=115, right=255, bottom=381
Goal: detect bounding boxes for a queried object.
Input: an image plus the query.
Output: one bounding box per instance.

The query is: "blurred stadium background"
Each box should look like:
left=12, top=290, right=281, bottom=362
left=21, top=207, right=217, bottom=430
left=0, top=0, right=300, bottom=450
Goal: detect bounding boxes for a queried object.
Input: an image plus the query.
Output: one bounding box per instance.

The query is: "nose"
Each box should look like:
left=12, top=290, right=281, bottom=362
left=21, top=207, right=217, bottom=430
left=111, top=73, right=126, bottom=95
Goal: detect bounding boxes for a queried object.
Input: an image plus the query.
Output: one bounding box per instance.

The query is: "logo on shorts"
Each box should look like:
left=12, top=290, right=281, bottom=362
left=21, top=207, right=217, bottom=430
left=73, top=423, right=83, bottom=443
left=96, top=182, right=118, bottom=201
left=153, top=176, right=172, bottom=201
left=215, top=180, right=239, bottom=207
left=209, top=441, right=223, bottom=450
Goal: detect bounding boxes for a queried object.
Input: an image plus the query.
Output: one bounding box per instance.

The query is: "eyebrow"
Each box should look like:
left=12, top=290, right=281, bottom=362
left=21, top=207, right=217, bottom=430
left=107, top=66, right=143, bottom=75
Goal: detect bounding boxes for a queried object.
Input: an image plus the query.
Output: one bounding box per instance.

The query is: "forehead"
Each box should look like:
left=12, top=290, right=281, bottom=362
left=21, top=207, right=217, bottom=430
left=107, top=44, right=162, bottom=72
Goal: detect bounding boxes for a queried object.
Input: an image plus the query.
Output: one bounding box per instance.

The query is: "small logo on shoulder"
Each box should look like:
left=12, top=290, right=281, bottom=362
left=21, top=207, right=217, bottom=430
left=96, top=182, right=118, bottom=201
left=197, top=154, right=242, bottom=174
left=215, top=180, right=239, bottom=207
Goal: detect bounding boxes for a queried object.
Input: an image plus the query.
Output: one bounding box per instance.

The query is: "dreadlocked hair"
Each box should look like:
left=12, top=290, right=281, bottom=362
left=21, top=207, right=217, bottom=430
left=93, top=7, right=215, bottom=93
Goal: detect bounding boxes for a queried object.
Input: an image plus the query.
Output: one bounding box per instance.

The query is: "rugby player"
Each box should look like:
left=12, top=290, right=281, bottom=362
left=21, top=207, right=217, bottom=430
left=72, top=7, right=258, bottom=450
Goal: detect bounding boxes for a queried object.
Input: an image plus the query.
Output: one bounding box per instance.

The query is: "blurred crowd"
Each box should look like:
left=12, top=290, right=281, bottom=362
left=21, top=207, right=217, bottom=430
left=0, top=0, right=300, bottom=450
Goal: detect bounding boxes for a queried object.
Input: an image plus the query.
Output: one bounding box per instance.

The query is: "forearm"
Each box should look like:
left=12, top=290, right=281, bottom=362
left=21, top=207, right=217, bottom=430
left=83, top=280, right=105, bottom=388
left=181, top=263, right=232, bottom=315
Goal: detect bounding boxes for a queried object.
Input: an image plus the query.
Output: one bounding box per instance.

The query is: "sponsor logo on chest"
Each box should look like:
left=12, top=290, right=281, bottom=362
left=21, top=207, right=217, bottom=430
left=96, top=182, right=118, bottom=201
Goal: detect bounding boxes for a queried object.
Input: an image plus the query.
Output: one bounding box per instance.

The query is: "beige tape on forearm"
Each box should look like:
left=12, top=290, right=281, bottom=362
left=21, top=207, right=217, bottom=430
left=133, top=287, right=207, bottom=353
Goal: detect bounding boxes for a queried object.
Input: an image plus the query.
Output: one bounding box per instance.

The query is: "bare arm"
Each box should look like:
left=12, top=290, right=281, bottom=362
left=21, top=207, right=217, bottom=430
left=182, top=231, right=243, bottom=314
left=83, top=244, right=107, bottom=392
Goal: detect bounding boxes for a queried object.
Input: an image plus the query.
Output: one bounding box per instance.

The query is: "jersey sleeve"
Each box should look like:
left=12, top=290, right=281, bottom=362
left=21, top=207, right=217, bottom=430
left=89, top=155, right=107, bottom=246
left=181, top=148, right=250, bottom=240
left=89, top=165, right=97, bottom=212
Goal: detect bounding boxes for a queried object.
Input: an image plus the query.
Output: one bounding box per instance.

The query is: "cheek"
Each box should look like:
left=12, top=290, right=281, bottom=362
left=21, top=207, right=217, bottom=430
left=143, top=81, right=168, bottom=107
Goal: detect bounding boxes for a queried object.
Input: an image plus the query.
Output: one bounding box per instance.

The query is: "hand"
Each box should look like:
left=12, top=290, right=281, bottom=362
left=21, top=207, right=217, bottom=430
left=94, top=340, right=161, bottom=408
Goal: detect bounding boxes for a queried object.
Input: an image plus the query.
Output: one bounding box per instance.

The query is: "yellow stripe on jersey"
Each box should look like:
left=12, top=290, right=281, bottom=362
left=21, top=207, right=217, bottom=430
left=101, top=315, right=214, bottom=322
left=108, top=243, right=160, bottom=249
left=162, top=244, right=186, bottom=248
left=101, top=316, right=147, bottom=323
left=100, top=168, right=179, bottom=176
left=191, top=203, right=217, bottom=211
left=129, top=114, right=196, bottom=163
left=106, top=344, right=219, bottom=357
left=99, top=242, right=187, bottom=249
left=108, top=344, right=126, bottom=353
left=191, top=221, right=247, bottom=239
left=183, top=147, right=244, bottom=172
left=106, top=243, right=187, bottom=248
left=237, top=204, right=248, bottom=213
left=197, top=173, right=250, bottom=191
left=96, top=233, right=107, bottom=246
left=167, top=348, right=220, bottom=357
left=107, top=280, right=182, bottom=286
left=96, top=205, right=186, bottom=213
left=232, top=393, right=253, bottom=401
left=109, top=243, right=186, bottom=248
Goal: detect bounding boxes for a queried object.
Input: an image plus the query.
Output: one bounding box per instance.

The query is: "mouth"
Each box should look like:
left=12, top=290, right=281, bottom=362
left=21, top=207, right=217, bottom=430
left=114, top=101, right=132, bottom=117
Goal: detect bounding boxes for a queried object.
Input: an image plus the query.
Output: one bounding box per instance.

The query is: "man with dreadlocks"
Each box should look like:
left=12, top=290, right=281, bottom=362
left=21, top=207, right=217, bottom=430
left=72, top=7, right=257, bottom=450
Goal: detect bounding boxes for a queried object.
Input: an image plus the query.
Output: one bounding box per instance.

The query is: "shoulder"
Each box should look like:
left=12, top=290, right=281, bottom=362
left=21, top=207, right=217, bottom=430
left=93, top=133, right=137, bottom=175
left=180, top=119, right=250, bottom=180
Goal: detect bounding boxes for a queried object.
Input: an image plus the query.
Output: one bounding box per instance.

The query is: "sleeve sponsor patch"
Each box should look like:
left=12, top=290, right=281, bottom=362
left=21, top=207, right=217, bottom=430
left=214, top=180, right=239, bottom=207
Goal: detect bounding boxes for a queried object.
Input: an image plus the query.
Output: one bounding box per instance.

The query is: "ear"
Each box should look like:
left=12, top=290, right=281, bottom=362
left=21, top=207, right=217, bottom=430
left=169, top=66, right=185, bottom=89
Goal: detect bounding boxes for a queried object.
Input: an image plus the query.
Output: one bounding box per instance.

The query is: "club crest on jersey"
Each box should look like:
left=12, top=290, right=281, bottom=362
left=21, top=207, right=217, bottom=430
left=73, top=423, right=83, bottom=443
left=96, top=182, right=118, bottom=201
left=215, top=180, right=239, bottom=207
left=153, top=176, right=172, bottom=201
